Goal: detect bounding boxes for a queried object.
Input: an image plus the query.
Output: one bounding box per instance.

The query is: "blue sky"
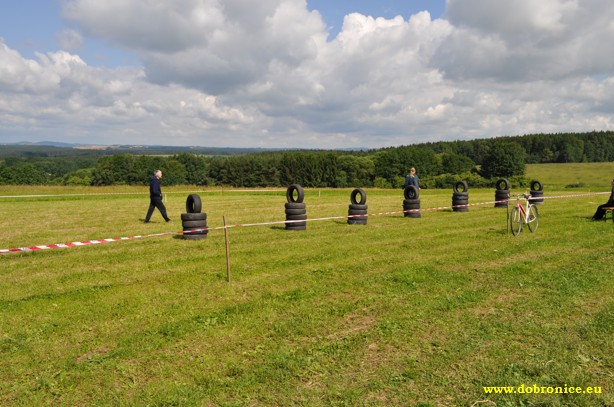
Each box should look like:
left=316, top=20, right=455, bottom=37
left=308, top=1, right=445, bottom=37
left=1, top=1, right=613, bottom=148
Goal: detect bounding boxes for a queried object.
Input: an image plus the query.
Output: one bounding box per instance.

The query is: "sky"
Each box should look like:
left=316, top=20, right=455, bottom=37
left=1, top=0, right=613, bottom=149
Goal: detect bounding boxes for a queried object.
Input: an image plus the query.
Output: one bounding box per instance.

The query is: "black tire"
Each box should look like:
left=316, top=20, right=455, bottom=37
left=180, top=212, right=207, bottom=221
left=530, top=180, right=543, bottom=191
left=286, top=224, right=306, bottom=230
left=286, top=214, right=307, bottom=221
left=453, top=181, right=469, bottom=193
left=403, top=198, right=420, bottom=206
left=348, top=209, right=368, bottom=215
left=185, top=194, right=202, bottom=213
left=286, top=184, right=304, bottom=203
left=349, top=204, right=368, bottom=211
left=181, top=220, right=208, bottom=228
left=453, top=192, right=468, bottom=200
left=403, top=185, right=419, bottom=200
left=453, top=207, right=469, bottom=212
left=452, top=195, right=469, bottom=211
left=495, top=178, right=510, bottom=191
left=183, top=225, right=208, bottom=233
left=403, top=203, right=421, bottom=210
left=285, top=219, right=306, bottom=227
left=183, top=230, right=208, bottom=236
left=529, top=190, right=544, bottom=205
left=350, top=188, right=367, bottom=205
left=285, top=202, right=306, bottom=210
left=285, top=208, right=306, bottom=216
left=405, top=211, right=421, bottom=218
left=494, top=190, right=509, bottom=208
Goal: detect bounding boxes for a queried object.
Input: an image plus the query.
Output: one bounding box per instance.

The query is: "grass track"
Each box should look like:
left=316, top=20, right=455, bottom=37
left=0, top=185, right=612, bottom=406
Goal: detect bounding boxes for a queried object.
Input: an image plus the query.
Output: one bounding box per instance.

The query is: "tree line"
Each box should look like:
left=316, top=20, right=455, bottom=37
left=1, top=131, right=613, bottom=188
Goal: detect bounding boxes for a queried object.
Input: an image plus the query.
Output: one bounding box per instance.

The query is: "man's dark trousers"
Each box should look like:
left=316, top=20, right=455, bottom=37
left=145, top=197, right=170, bottom=222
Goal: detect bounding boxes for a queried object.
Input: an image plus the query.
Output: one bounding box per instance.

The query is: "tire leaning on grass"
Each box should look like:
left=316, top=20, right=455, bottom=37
left=453, top=181, right=469, bottom=193
left=350, top=188, right=367, bottom=205
left=403, top=185, right=419, bottom=200
left=495, top=178, right=510, bottom=191
left=286, top=184, right=304, bottom=203
left=186, top=194, right=202, bottom=213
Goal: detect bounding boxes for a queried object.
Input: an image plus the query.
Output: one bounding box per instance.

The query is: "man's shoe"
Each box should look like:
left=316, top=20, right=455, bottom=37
left=166, top=219, right=172, bottom=222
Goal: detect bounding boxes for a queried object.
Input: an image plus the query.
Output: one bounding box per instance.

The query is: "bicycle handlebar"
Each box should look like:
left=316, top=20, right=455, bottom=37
left=513, top=194, right=533, bottom=202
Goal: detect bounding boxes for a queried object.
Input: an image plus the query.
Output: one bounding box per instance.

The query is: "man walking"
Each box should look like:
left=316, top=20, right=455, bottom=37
left=144, top=170, right=171, bottom=223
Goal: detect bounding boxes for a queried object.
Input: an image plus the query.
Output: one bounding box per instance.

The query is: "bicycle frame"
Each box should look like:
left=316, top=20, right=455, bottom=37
left=510, top=193, right=539, bottom=236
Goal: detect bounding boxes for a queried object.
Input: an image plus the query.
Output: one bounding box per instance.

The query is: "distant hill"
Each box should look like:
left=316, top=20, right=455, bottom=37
left=6, top=141, right=79, bottom=148
left=0, top=142, right=284, bottom=158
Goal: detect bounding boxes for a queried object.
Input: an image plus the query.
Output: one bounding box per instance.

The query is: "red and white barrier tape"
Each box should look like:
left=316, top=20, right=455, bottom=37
left=0, top=189, right=284, bottom=199
left=2, top=191, right=609, bottom=254
left=0, top=232, right=174, bottom=254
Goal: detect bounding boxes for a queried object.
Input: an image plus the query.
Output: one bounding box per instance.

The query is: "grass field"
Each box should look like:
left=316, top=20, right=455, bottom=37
left=1, top=167, right=613, bottom=406
left=525, top=162, right=614, bottom=188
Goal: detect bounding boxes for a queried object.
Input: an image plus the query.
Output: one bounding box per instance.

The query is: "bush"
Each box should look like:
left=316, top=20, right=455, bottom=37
left=374, top=177, right=392, bottom=188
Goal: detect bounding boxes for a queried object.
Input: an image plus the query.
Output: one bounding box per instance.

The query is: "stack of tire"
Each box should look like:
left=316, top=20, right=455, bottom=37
left=530, top=180, right=544, bottom=205
left=494, top=178, right=510, bottom=208
left=348, top=188, right=368, bottom=225
left=285, top=184, right=306, bottom=231
left=452, top=181, right=469, bottom=212
left=182, top=194, right=208, bottom=240
left=403, top=185, right=421, bottom=218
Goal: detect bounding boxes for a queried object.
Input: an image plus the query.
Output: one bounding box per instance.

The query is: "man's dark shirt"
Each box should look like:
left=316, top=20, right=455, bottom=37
left=150, top=176, right=162, bottom=199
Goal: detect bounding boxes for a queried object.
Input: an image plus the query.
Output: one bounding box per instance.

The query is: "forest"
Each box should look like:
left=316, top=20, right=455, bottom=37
left=1, top=131, right=613, bottom=188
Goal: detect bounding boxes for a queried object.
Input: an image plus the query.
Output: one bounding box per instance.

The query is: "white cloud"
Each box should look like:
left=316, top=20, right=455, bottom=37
left=1, top=0, right=614, bottom=147
left=56, top=29, right=83, bottom=51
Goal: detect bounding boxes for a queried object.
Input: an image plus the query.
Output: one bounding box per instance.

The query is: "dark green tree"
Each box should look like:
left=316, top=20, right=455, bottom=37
left=480, top=142, right=526, bottom=178
left=440, top=153, right=475, bottom=174
left=175, top=153, right=209, bottom=185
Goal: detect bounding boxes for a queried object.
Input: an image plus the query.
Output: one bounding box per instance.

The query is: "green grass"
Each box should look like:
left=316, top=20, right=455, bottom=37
left=526, top=162, right=614, bottom=188
left=1, top=179, right=613, bottom=405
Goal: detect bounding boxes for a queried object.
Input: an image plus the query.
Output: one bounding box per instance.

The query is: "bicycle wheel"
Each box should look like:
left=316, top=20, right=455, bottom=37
left=510, top=206, right=523, bottom=236
left=527, top=204, right=539, bottom=232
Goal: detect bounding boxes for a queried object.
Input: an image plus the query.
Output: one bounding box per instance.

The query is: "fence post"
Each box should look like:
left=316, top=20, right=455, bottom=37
left=223, top=216, right=231, bottom=282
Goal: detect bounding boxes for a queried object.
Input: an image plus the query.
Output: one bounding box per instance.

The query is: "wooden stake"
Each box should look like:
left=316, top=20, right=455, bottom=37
left=223, top=216, right=231, bottom=282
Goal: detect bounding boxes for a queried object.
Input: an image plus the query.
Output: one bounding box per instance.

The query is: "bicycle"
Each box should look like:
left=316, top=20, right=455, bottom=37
left=509, top=193, right=539, bottom=236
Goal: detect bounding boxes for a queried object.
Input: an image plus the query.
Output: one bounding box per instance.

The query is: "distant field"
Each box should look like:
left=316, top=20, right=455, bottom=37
left=0, top=180, right=612, bottom=406
left=526, top=162, right=614, bottom=188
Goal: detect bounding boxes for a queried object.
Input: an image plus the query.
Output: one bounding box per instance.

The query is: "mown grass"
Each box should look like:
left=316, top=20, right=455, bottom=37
left=526, top=162, right=614, bottom=188
left=0, top=178, right=612, bottom=406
